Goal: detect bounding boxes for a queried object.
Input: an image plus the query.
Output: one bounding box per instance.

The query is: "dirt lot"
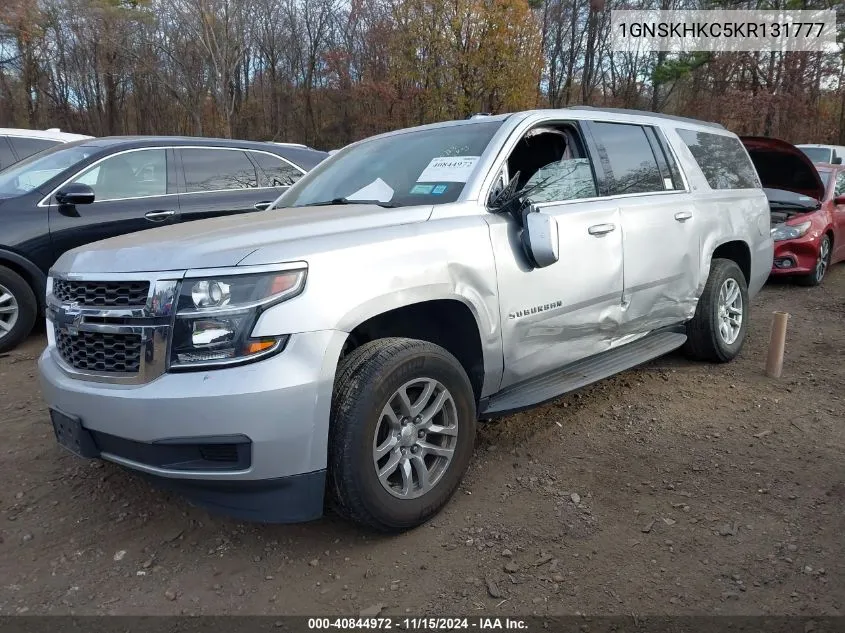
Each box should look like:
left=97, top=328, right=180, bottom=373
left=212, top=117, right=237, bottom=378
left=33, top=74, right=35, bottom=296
left=0, top=267, right=843, bottom=617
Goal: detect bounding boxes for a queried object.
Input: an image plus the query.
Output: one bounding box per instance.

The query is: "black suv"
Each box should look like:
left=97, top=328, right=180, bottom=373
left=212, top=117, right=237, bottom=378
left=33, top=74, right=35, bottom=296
left=0, top=136, right=327, bottom=352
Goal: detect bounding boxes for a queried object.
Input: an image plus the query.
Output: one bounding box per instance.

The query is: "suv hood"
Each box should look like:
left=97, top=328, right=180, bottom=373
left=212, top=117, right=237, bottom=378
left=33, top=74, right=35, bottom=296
left=740, top=136, right=825, bottom=201
left=52, top=203, right=433, bottom=274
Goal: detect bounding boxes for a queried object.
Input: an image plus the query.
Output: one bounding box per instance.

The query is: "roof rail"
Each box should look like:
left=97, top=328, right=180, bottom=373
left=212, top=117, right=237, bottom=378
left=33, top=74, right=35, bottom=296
left=44, top=127, right=61, bottom=132
left=467, top=113, right=492, bottom=119
left=266, top=141, right=310, bottom=148
left=565, top=106, right=725, bottom=130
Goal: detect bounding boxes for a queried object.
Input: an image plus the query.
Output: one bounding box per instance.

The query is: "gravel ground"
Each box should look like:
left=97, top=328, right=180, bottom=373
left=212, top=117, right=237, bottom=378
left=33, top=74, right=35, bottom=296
left=0, top=266, right=843, bottom=616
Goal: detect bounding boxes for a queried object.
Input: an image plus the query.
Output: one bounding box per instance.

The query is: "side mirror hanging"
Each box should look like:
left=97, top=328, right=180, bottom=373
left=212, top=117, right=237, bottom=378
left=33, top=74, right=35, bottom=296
left=520, top=203, right=560, bottom=269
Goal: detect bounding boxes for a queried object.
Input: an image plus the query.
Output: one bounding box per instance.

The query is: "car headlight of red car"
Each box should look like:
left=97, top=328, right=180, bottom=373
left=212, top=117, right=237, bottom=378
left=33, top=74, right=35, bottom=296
left=771, top=220, right=811, bottom=242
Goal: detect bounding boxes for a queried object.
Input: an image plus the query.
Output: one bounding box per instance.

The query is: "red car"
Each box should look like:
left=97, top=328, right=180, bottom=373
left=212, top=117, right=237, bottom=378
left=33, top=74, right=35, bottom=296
left=741, top=137, right=845, bottom=286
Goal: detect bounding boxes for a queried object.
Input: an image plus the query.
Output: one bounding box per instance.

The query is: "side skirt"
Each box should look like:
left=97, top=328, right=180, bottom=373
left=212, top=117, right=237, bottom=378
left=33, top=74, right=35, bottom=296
left=479, top=328, right=687, bottom=418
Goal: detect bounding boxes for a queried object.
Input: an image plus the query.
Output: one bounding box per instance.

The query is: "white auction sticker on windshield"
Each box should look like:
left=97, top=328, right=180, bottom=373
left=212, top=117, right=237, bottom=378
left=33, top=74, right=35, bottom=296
left=347, top=177, right=394, bottom=203
left=417, top=156, right=479, bottom=183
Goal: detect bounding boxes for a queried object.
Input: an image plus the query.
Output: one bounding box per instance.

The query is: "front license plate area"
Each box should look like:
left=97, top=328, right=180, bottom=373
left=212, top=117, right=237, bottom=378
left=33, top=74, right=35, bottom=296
left=50, top=409, right=99, bottom=458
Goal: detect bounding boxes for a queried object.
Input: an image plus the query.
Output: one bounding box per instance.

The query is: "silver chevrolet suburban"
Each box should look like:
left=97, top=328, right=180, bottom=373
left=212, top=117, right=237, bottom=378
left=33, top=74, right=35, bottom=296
left=38, top=107, right=774, bottom=531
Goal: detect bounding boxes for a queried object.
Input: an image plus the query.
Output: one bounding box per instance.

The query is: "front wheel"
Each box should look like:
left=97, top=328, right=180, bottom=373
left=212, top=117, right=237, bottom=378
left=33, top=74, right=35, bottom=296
left=683, top=258, right=749, bottom=363
left=0, top=266, right=37, bottom=354
left=798, top=234, right=831, bottom=287
left=328, top=337, right=476, bottom=532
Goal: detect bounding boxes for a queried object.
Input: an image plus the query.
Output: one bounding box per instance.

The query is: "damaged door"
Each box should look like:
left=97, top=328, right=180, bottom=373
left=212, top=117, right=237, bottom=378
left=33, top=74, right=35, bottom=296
left=584, top=121, right=700, bottom=334
left=487, top=121, right=624, bottom=390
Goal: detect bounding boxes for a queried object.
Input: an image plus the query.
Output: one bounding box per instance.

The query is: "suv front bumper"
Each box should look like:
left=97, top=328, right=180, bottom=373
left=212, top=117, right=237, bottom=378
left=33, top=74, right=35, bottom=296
left=38, top=329, right=347, bottom=523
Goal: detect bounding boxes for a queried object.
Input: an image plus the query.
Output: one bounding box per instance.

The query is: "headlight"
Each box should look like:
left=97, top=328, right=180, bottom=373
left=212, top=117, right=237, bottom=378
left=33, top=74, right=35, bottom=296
left=771, top=221, right=811, bottom=242
left=169, top=267, right=305, bottom=370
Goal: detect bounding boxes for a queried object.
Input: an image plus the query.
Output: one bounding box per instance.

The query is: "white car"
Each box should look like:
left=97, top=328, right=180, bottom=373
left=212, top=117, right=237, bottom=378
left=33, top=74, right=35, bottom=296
left=796, top=144, right=845, bottom=165
left=0, top=128, right=93, bottom=170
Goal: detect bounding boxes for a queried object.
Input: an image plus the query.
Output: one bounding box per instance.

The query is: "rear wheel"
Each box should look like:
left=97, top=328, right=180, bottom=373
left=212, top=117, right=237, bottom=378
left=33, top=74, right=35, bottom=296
left=328, top=337, right=476, bottom=532
left=683, top=258, right=749, bottom=363
left=0, top=266, right=37, bottom=354
left=798, top=234, right=831, bottom=287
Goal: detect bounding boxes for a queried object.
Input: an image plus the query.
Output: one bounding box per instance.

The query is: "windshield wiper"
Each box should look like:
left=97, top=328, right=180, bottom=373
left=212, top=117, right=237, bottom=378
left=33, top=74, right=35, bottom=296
left=296, top=197, right=401, bottom=208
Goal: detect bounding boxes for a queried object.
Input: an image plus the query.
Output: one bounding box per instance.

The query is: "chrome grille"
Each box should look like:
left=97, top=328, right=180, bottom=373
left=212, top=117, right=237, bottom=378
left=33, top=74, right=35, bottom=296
left=48, top=275, right=177, bottom=384
left=55, top=328, right=143, bottom=373
left=53, top=279, right=150, bottom=307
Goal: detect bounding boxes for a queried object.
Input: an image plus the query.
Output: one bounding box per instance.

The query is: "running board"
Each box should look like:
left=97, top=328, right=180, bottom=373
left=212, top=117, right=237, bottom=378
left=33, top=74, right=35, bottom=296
left=480, top=331, right=688, bottom=417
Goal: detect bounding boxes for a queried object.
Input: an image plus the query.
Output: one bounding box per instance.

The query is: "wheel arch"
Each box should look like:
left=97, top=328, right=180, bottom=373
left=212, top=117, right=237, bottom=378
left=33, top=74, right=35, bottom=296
left=0, top=249, right=47, bottom=313
left=709, top=240, right=751, bottom=284
left=338, top=293, right=496, bottom=405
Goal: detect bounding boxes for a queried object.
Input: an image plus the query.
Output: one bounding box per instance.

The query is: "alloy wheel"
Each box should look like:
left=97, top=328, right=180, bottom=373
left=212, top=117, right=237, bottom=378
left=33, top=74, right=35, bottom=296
left=816, top=236, right=831, bottom=282
left=372, top=377, right=459, bottom=499
left=717, top=278, right=743, bottom=345
left=0, top=283, right=19, bottom=340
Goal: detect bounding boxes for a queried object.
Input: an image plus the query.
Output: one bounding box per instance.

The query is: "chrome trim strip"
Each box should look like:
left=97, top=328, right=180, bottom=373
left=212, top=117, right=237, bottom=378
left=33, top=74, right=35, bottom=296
left=49, top=270, right=186, bottom=282
left=37, top=146, right=306, bottom=207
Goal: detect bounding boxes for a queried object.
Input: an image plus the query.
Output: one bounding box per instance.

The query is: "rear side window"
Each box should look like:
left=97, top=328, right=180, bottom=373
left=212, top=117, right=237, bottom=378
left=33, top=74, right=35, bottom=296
left=182, top=148, right=258, bottom=192
left=250, top=151, right=303, bottom=187
left=9, top=136, right=60, bottom=160
left=676, top=129, right=760, bottom=190
left=589, top=122, right=665, bottom=195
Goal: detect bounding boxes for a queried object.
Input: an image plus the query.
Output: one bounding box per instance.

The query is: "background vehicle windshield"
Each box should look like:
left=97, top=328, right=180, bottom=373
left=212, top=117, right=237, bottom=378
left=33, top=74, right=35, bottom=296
left=0, top=142, right=96, bottom=196
left=799, top=147, right=832, bottom=163
left=277, top=121, right=503, bottom=208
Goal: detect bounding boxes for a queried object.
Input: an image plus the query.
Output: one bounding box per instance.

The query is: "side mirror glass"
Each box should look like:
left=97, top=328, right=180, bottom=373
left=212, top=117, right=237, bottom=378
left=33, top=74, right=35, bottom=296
left=521, top=206, right=560, bottom=269
left=832, top=156, right=843, bottom=165
left=56, top=183, right=95, bottom=206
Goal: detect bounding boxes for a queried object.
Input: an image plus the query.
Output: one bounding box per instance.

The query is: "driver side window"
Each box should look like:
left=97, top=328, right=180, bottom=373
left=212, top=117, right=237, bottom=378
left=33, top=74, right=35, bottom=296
left=70, top=149, right=167, bottom=202
left=505, top=124, right=598, bottom=204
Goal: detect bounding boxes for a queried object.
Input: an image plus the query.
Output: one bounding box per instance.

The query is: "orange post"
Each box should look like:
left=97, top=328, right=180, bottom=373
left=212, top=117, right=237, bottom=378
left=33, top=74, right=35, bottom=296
left=764, top=311, right=790, bottom=378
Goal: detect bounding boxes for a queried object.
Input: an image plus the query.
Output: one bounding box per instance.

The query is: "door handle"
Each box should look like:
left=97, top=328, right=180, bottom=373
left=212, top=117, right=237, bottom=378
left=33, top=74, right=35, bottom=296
left=674, top=211, right=693, bottom=222
left=254, top=201, right=272, bottom=211
left=145, top=210, right=176, bottom=222
left=588, top=223, right=616, bottom=236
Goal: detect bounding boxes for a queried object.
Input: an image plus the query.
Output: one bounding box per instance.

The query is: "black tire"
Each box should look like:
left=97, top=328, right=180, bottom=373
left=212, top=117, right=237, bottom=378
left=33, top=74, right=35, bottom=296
left=0, top=266, right=37, bottom=354
left=328, top=337, right=476, bottom=532
left=683, top=258, right=749, bottom=363
left=798, top=234, right=831, bottom=287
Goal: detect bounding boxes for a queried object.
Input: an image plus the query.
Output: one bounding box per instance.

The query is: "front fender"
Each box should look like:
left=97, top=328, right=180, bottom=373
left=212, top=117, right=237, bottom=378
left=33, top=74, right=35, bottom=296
left=249, top=215, right=504, bottom=397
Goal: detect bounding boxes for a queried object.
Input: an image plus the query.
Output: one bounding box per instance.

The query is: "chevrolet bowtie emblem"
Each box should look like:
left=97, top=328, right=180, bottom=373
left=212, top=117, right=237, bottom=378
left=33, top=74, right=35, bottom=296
left=55, top=305, right=83, bottom=335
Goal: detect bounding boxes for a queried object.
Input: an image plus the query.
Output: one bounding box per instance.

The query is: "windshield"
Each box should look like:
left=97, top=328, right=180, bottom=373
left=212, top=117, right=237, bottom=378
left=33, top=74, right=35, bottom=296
left=0, top=142, right=97, bottom=196
left=799, top=147, right=832, bottom=164
left=275, top=121, right=503, bottom=208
